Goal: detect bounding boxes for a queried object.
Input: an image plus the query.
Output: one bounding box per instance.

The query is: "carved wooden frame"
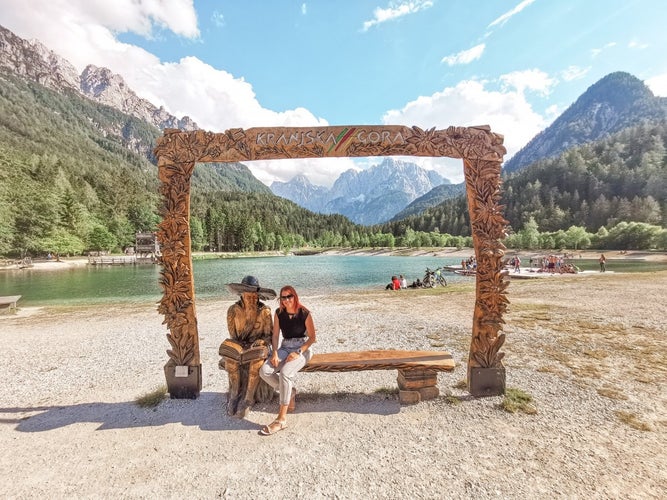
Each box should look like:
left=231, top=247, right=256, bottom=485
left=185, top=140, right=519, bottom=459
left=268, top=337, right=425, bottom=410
left=153, top=125, right=508, bottom=398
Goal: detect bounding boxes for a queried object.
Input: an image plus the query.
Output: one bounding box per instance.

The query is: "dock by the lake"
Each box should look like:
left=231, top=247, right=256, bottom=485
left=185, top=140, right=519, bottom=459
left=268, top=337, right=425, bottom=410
left=87, top=255, right=157, bottom=265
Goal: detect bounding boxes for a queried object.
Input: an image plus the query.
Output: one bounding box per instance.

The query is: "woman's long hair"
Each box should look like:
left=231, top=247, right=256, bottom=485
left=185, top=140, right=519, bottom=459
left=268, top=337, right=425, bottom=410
left=277, top=285, right=306, bottom=313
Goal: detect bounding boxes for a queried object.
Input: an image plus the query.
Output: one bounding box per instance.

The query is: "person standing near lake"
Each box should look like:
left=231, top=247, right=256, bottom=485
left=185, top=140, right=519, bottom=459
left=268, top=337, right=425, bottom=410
left=259, top=285, right=316, bottom=435
left=599, top=253, right=606, bottom=272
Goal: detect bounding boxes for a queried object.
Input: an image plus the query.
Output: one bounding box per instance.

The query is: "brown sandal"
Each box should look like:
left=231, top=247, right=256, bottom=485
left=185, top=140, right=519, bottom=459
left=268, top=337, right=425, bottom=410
left=259, top=419, right=287, bottom=436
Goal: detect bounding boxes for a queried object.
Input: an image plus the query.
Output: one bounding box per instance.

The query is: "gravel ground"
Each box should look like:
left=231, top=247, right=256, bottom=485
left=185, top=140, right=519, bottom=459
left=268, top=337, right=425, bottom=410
left=1, top=270, right=665, bottom=499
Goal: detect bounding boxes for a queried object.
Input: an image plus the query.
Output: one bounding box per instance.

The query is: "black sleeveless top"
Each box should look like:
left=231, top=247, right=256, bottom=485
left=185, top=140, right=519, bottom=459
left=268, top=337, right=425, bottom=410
left=277, top=308, right=309, bottom=339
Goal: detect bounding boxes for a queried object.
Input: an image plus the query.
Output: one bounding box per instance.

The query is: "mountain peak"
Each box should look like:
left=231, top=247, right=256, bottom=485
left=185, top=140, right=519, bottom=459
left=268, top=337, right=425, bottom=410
left=504, top=71, right=667, bottom=173
left=0, top=25, right=197, bottom=132
left=0, top=24, right=80, bottom=92
left=81, top=64, right=133, bottom=106
left=270, top=159, right=447, bottom=224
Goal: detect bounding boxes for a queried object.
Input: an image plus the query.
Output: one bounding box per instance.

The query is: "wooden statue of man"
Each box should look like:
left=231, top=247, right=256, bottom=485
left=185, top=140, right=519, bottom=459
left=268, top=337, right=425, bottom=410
left=219, top=276, right=276, bottom=418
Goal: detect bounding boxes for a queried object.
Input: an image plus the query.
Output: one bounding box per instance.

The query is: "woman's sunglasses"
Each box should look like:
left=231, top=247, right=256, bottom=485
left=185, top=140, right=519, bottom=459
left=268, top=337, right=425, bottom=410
left=279, top=294, right=294, bottom=301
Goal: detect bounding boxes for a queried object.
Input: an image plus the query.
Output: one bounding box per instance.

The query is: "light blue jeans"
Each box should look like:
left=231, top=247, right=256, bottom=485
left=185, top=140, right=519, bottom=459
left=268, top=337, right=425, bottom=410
left=259, top=337, right=312, bottom=406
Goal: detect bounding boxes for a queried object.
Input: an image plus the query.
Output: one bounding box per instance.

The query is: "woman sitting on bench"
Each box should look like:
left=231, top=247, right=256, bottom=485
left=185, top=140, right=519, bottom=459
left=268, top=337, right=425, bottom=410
left=259, top=285, right=316, bottom=435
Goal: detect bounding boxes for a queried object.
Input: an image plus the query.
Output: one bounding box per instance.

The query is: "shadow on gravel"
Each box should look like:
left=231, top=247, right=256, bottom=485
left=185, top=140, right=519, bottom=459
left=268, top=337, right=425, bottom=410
left=1, top=391, right=399, bottom=433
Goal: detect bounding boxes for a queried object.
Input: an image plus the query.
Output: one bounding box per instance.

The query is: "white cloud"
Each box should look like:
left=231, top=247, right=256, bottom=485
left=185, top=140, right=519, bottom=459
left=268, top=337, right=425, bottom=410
left=249, top=157, right=358, bottom=188
left=560, top=65, right=590, bottom=82
left=381, top=75, right=551, bottom=181
left=499, top=69, right=556, bottom=96
left=590, top=42, right=616, bottom=58
left=362, top=0, right=433, bottom=31
left=301, top=3, right=307, bottom=15
left=441, top=44, right=485, bottom=66
left=211, top=11, right=225, bottom=28
left=67, top=0, right=199, bottom=38
left=544, top=104, right=561, bottom=121
left=1, top=0, right=324, bottom=131
left=646, top=73, right=667, bottom=97
left=628, top=39, right=649, bottom=50
left=487, top=0, right=536, bottom=29
left=0, top=0, right=340, bottom=185
left=129, top=56, right=329, bottom=132
left=0, top=0, right=198, bottom=71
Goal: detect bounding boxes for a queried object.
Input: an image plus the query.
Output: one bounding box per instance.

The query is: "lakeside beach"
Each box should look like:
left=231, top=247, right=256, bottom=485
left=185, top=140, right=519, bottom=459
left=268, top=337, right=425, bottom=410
left=1, top=266, right=665, bottom=498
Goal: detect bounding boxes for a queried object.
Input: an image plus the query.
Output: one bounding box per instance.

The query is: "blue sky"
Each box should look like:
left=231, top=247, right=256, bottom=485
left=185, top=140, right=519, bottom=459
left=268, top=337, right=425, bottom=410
left=2, top=0, right=666, bottom=187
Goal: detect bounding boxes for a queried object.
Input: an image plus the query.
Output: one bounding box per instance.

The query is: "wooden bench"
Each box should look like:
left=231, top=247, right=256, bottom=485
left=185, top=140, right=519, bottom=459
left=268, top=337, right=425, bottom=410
left=301, top=350, right=456, bottom=405
left=0, top=295, right=21, bottom=314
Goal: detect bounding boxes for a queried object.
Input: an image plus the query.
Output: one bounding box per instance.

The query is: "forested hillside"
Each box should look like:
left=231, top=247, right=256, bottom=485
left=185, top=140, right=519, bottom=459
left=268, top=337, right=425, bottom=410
left=0, top=72, right=393, bottom=257
left=379, top=121, right=667, bottom=249
left=0, top=72, right=162, bottom=256
left=502, top=122, right=666, bottom=231
left=2, top=65, right=667, bottom=257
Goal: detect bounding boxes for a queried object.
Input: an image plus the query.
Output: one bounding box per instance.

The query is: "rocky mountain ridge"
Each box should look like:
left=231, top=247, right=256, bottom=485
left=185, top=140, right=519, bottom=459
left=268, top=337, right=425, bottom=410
left=0, top=25, right=196, bottom=132
left=271, top=158, right=448, bottom=225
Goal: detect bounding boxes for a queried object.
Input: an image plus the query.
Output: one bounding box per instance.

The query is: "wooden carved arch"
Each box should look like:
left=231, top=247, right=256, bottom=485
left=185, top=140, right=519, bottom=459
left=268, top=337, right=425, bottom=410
left=153, top=125, right=508, bottom=398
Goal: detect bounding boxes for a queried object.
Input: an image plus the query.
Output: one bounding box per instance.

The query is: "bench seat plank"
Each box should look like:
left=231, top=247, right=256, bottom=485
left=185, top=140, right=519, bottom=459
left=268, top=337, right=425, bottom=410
left=302, top=350, right=455, bottom=373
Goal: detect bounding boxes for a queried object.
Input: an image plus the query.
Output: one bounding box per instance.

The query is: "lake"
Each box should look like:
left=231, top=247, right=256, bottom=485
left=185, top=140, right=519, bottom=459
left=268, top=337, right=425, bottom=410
left=0, top=255, right=472, bottom=307
left=2, top=255, right=665, bottom=308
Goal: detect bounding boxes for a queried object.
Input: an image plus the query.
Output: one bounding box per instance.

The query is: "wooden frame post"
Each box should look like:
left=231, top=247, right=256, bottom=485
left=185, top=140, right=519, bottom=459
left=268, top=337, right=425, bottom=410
left=154, top=125, right=508, bottom=398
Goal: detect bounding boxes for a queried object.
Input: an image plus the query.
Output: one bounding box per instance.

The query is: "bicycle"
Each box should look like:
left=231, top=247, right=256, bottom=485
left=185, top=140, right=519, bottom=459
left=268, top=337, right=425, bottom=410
left=423, top=267, right=447, bottom=287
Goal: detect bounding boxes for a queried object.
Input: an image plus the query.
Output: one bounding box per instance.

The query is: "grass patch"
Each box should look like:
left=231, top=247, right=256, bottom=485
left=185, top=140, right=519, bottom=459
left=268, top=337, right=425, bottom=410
left=571, top=363, right=602, bottom=379
left=508, top=303, right=553, bottom=328
left=135, top=385, right=167, bottom=408
left=634, top=374, right=654, bottom=384
left=453, top=379, right=468, bottom=390
left=583, top=349, right=609, bottom=360
left=596, top=386, right=628, bottom=400
left=536, top=365, right=567, bottom=376
left=501, top=387, right=537, bottom=414
left=445, top=395, right=462, bottom=405
left=615, top=410, right=652, bottom=431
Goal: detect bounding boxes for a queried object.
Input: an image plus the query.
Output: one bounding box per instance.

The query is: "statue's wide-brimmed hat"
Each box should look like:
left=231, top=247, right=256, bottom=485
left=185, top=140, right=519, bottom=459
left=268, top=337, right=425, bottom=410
left=227, top=275, right=276, bottom=300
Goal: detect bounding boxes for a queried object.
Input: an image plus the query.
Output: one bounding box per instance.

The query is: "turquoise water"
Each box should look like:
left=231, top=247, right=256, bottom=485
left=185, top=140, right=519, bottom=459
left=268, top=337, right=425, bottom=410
left=0, top=255, right=472, bottom=307
left=3, top=255, right=664, bottom=307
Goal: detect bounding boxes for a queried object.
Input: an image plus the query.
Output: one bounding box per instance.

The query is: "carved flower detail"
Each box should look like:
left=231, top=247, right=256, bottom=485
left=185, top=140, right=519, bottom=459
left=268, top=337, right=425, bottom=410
left=406, top=126, right=440, bottom=155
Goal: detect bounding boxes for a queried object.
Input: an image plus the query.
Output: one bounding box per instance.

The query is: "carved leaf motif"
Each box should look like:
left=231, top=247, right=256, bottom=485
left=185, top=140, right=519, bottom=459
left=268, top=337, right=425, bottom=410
left=346, top=142, right=412, bottom=158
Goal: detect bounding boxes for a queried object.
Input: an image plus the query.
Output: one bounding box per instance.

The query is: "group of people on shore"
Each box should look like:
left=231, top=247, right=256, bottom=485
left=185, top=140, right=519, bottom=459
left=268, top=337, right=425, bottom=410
left=222, top=276, right=316, bottom=436
left=461, top=256, right=477, bottom=270
left=385, top=274, right=428, bottom=290
left=524, top=254, right=580, bottom=274
left=385, top=274, right=418, bottom=290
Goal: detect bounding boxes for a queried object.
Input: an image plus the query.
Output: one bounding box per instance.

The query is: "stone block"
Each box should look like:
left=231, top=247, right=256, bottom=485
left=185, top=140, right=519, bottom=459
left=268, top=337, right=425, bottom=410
left=417, top=386, right=440, bottom=400
left=398, top=389, right=421, bottom=405
left=397, top=371, right=438, bottom=390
